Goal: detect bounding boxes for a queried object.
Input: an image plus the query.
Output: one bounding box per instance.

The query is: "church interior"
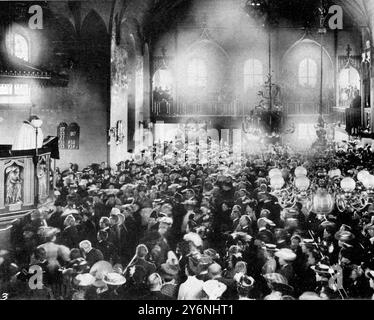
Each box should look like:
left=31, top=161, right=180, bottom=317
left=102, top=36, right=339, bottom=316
left=0, top=0, right=372, bottom=170
left=1, top=0, right=374, bottom=301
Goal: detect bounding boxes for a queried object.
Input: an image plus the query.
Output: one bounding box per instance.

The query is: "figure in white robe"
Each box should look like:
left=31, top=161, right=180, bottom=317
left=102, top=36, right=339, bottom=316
left=12, top=116, right=43, bottom=151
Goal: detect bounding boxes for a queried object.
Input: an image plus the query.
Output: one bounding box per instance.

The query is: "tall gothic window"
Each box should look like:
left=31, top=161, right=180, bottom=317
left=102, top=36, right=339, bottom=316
left=1, top=33, right=31, bottom=104
left=299, top=58, right=317, bottom=88
left=244, top=59, right=263, bottom=90
left=187, top=58, right=207, bottom=88
left=6, top=32, right=29, bottom=62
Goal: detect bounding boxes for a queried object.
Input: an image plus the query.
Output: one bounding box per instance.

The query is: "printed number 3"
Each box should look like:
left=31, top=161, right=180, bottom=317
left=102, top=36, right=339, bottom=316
left=1, top=293, right=8, bottom=300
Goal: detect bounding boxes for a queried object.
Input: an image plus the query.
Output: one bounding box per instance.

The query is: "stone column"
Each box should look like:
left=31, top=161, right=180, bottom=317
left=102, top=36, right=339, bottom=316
left=368, top=8, right=374, bottom=132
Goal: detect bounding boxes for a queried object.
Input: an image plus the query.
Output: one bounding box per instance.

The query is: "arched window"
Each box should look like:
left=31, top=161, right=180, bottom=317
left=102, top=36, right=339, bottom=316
left=6, top=32, right=29, bottom=62
left=153, top=69, right=173, bottom=91
left=244, top=59, right=263, bottom=90
left=299, top=58, right=317, bottom=87
left=187, top=58, right=207, bottom=88
left=338, top=67, right=360, bottom=107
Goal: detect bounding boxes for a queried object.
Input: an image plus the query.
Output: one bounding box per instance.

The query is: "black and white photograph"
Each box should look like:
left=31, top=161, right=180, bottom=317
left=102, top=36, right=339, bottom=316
left=0, top=0, right=374, bottom=304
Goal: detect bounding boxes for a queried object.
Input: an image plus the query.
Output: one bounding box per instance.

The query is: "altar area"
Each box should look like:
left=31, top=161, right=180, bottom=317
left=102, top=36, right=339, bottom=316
left=0, top=139, right=57, bottom=227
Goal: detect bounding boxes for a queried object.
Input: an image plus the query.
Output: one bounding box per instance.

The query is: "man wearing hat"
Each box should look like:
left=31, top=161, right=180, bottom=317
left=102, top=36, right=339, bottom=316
left=261, top=244, right=278, bottom=275
left=257, top=218, right=276, bottom=244
left=311, top=263, right=334, bottom=296
left=98, top=272, right=127, bottom=300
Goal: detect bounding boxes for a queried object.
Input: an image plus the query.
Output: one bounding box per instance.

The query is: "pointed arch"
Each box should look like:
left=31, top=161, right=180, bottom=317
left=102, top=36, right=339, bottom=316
left=186, top=39, right=229, bottom=60
left=81, top=9, right=108, bottom=40
left=281, top=37, right=333, bottom=66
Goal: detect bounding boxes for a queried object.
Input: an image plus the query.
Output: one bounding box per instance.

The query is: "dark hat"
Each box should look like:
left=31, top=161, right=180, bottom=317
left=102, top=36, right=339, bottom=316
left=160, top=261, right=180, bottom=277
left=311, top=263, right=333, bottom=276
left=70, top=257, right=88, bottom=271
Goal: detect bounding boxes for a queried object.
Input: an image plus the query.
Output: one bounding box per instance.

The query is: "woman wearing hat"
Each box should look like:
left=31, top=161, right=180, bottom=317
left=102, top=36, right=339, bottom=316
left=37, top=228, right=70, bottom=274
left=160, top=260, right=181, bottom=299
left=71, top=273, right=97, bottom=300
left=236, top=274, right=256, bottom=300
left=61, top=215, right=80, bottom=249
left=275, top=248, right=297, bottom=283
left=97, top=272, right=127, bottom=300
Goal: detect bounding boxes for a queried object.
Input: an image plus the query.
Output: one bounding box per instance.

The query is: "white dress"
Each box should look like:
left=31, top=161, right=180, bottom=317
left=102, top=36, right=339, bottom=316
left=177, top=276, right=204, bottom=300
left=12, top=121, right=43, bottom=151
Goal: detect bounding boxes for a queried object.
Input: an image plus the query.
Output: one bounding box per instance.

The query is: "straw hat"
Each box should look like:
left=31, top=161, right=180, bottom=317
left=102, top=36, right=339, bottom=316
left=90, top=261, right=113, bottom=287
left=275, top=249, right=297, bottom=262
left=103, top=272, right=126, bottom=286
left=75, top=273, right=95, bottom=287
left=334, top=230, right=355, bottom=242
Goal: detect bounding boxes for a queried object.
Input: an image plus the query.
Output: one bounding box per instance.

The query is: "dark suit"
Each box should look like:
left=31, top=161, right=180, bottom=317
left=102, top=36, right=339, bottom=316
left=97, top=240, right=118, bottom=263
left=61, top=226, right=79, bottom=249
left=130, top=258, right=157, bottom=277
left=78, top=220, right=97, bottom=244
left=85, top=248, right=104, bottom=267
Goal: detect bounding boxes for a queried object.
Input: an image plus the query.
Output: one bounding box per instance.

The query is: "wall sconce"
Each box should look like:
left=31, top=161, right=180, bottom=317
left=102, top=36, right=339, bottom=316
left=108, top=120, right=125, bottom=145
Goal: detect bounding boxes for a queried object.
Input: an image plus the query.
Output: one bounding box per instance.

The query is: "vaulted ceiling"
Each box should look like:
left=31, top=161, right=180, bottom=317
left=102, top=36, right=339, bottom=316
left=3, top=0, right=373, bottom=45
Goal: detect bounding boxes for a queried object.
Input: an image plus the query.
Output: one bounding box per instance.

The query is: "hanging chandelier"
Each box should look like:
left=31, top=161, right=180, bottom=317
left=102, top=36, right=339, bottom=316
left=269, top=165, right=374, bottom=214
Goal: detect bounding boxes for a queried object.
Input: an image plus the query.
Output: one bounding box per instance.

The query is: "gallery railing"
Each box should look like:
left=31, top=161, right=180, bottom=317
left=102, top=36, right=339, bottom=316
left=151, top=100, right=334, bottom=117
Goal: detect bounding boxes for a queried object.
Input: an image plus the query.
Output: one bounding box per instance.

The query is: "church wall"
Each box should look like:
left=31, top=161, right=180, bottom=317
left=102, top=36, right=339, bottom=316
left=151, top=12, right=363, bottom=114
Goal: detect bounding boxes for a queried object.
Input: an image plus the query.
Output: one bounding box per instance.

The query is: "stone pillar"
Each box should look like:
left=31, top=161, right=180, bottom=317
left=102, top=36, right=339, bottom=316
left=368, top=9, right=374, bottom=132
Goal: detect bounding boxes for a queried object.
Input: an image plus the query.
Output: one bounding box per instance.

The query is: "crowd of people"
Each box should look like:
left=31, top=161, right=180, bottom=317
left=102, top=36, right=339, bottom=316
left=1, top=140, right=374, bottom=300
